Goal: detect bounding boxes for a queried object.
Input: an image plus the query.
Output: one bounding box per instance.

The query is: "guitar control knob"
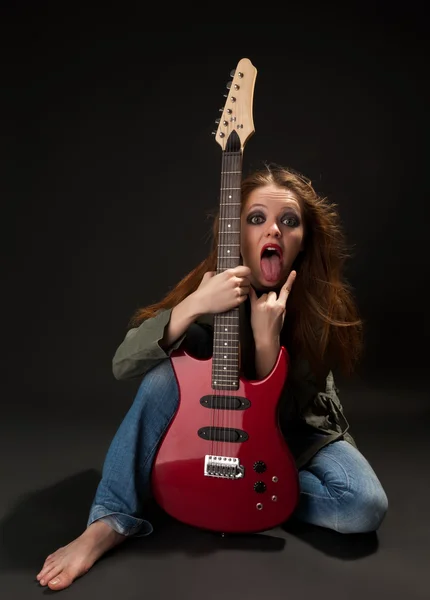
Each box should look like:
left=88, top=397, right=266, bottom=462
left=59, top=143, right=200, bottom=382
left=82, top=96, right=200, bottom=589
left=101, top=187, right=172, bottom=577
left=253, top=461, right=267, bottom=473
left=254, top=481, right=267, bottom=494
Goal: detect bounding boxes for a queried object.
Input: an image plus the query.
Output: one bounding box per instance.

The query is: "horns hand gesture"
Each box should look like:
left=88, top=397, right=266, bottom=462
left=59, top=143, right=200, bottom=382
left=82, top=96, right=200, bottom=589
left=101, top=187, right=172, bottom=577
left=248, top=270, right=297, bottom=344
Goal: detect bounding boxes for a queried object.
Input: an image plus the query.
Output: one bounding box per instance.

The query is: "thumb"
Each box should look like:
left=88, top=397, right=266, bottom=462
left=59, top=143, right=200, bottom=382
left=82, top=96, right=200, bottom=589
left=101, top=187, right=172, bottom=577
left=202, top=271, right=216, bottom=280
left=199, top=271, right=216, bottom=288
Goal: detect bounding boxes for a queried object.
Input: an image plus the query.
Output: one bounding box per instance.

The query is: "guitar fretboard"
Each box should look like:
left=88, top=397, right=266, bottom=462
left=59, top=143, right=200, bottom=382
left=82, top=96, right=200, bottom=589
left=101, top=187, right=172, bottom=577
left=212, top=141, right=242, bottom=390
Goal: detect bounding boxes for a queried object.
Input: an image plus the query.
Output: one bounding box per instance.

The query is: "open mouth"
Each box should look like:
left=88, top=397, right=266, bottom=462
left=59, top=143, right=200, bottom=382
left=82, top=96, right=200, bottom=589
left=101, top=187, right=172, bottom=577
left=260, top=246, right=282, bottom=260
left=260, top=246, right=283, bottom=281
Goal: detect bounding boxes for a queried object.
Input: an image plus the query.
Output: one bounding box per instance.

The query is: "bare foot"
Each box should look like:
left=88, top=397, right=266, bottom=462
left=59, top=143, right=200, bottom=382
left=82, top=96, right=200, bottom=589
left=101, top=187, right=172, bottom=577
left=36, top=520, right=127, bottom=591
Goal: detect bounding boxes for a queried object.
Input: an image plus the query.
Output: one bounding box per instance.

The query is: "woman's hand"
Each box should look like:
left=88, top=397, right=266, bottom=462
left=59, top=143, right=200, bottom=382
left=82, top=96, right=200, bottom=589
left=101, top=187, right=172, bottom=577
left=192, top=266, right=251, bottom=314
left=249, top=270, right=297, bottom=345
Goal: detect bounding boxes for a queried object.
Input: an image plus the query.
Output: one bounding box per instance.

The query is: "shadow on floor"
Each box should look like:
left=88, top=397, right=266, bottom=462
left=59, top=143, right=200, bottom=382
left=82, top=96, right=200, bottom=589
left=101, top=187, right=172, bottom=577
left=1, top=469, right=378, bottom=574
left=282, top=518, right=379, bottom=559
left=0, top=470, right=285, bottom=572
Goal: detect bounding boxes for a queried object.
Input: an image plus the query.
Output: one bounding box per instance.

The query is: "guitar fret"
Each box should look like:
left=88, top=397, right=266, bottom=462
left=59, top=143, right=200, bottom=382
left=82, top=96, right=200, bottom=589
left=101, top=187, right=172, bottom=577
left=213, top=358, right=238, bottom=362
left=214, top=331, right=239, bottom=334
left=213, top=349, right=238, bottom=352
left=213, top=345, right=239, bottom=348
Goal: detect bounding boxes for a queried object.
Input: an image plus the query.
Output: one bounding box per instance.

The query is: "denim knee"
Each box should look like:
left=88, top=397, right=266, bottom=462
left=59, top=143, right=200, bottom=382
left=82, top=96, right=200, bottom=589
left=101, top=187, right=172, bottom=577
left=336, top=485, right=389, bottom=534
left=134, top=359, right=177, bottom=401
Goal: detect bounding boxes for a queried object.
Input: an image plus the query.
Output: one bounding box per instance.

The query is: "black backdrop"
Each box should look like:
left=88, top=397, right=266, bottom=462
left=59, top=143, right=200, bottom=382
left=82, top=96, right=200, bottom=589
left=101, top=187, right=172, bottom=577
left=2, top=10, right=429, bottom=418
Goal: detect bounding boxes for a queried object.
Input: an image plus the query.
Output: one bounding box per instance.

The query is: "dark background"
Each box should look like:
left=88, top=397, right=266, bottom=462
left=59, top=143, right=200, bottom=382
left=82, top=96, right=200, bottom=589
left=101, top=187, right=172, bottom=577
left=2, top=8, right=429, bottom=419
left=1, top=7, right=430, bottom=600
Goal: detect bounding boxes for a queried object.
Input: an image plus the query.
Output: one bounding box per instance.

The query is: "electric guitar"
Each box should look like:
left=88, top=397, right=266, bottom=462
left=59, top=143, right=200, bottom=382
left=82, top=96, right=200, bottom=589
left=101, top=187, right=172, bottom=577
left=151, top=58, right=299, bottom=533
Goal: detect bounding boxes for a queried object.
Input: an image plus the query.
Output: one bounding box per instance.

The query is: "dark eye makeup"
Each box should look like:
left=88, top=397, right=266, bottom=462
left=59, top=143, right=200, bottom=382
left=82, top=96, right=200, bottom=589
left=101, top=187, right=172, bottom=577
left=247, top=211, right=300, bottom=227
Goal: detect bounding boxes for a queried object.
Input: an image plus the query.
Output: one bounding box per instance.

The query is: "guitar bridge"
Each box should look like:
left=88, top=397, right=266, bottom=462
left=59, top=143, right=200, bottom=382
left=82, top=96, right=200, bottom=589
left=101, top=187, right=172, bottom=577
left=204, top=455, right=245, bottom=479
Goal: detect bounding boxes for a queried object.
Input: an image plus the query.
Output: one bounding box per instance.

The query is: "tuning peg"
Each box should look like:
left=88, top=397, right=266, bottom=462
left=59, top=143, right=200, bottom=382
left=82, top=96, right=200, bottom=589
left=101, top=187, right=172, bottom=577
left=226, top=81, right=232, bottom=89
left=215, top=118, right=220, bottom=124
left=230, top=69, right=236, bottom=77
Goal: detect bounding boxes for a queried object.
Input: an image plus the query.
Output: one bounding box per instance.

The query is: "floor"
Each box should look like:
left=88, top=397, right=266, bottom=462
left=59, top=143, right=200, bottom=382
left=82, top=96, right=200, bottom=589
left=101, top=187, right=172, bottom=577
left=1, top=380, right=428, bottom=600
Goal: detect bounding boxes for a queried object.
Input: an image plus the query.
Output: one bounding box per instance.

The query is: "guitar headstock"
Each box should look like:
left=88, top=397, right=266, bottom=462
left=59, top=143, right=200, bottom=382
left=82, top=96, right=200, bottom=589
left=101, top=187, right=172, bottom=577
left=213, top=58, right=257, bottom=151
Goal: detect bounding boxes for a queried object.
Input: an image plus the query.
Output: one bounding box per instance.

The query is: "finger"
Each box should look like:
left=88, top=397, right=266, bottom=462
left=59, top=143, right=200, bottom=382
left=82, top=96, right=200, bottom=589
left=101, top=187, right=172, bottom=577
left=235, top=275, right=251, bottom=287
left=267, top=290, right=278, bottom=303
left=278, top=271, right=296, bottom=305
left=248, top=285, right=257, bottom=303
left=232, top=265, right=252, bottom=278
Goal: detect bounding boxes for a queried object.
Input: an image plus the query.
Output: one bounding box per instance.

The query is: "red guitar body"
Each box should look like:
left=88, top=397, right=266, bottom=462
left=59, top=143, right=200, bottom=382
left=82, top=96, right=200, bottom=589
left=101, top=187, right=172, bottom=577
left=151, top=346, right=300, bottom=533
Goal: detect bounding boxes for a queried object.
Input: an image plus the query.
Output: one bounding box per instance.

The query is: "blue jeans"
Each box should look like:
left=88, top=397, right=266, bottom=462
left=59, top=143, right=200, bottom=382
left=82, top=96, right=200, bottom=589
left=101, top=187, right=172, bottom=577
left=87, top=360, right=388, bottom=536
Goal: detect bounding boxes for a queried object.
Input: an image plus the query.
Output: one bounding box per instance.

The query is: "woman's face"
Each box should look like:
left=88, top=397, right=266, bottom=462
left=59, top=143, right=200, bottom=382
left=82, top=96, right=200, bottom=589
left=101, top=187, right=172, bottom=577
left=240, top=184, right=305, bottom=291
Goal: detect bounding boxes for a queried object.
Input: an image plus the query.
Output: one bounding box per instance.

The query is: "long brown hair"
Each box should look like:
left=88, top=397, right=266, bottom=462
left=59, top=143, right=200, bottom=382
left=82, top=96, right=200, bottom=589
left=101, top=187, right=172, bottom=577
left=129, top=163, right=364, bottom=376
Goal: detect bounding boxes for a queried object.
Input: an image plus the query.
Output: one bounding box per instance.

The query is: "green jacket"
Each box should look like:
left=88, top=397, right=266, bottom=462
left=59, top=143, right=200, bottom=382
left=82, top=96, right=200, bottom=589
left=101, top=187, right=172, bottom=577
left=112, top=301, right=357, bottom=470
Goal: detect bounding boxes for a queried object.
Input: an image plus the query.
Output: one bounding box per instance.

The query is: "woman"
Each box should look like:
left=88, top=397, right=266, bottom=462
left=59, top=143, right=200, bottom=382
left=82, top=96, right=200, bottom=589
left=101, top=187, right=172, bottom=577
left=36, top=164, right=388, bottom=590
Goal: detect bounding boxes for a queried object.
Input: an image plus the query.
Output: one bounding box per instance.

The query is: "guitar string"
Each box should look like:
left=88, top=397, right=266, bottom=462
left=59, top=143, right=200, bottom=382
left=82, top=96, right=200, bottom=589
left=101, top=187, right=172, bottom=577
left=225, top=147, right=232, bottom=461
left=215, top=148, right=227, bottom=460
left=215, top=153, right=223, bottom=460
left=217, top=150, right=225, bottom=460
left=230, top=146, right=238, bottom=464
left=233, top=145, right=241, bottom=471
left=224, top=148, right=233, bottom=462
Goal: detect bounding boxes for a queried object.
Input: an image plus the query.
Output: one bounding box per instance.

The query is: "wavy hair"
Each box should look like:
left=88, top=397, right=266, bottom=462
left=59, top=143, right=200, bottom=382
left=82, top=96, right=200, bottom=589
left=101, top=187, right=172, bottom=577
left=128, top=163, right=364, bottom=376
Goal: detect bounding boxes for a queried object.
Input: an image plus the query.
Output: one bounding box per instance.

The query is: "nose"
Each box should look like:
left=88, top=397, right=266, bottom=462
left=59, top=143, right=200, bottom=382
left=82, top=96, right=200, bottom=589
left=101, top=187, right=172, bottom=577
left=266, top=220, right=282, bottom=238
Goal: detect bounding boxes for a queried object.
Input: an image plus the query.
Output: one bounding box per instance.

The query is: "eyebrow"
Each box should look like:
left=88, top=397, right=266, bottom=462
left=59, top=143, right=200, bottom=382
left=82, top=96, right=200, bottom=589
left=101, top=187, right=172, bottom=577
left=247, top=202, right=300, bottom=213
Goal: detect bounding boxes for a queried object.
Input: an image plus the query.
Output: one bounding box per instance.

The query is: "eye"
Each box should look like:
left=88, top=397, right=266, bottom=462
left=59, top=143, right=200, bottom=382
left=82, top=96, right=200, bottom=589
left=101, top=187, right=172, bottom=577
left=282, top=214, right=300, bottom=227
left=247, top=213, right=265, bottom=225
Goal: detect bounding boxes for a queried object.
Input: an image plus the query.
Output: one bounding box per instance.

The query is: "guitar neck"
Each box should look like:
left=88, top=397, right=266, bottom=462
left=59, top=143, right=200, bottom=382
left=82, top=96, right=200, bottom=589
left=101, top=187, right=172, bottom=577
left=210, top=58, right=257, bottom=391
left=212, top=135, right=242, bottom=390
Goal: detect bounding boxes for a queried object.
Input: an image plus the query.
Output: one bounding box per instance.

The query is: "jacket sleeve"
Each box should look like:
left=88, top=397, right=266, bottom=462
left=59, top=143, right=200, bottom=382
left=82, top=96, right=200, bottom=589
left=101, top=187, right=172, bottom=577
left=299, top=369, right=357, bottom=449
left=112, top=308, right=213, bottom=381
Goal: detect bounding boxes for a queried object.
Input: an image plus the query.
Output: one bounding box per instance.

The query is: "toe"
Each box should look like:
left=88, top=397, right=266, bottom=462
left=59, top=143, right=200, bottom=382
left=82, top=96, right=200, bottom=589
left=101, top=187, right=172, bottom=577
left=39, top=564, right=61, bottom=587
left=48, top=573, right=74, bottom=591
left=37, top=568, right=50, bottom=580
left=37, top=555, right=57, bottom=579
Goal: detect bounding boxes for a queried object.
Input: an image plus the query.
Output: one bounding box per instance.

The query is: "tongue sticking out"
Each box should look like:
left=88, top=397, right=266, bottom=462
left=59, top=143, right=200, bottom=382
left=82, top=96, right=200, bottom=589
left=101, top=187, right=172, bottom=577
left=260, top=254, right=282, bottom=282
